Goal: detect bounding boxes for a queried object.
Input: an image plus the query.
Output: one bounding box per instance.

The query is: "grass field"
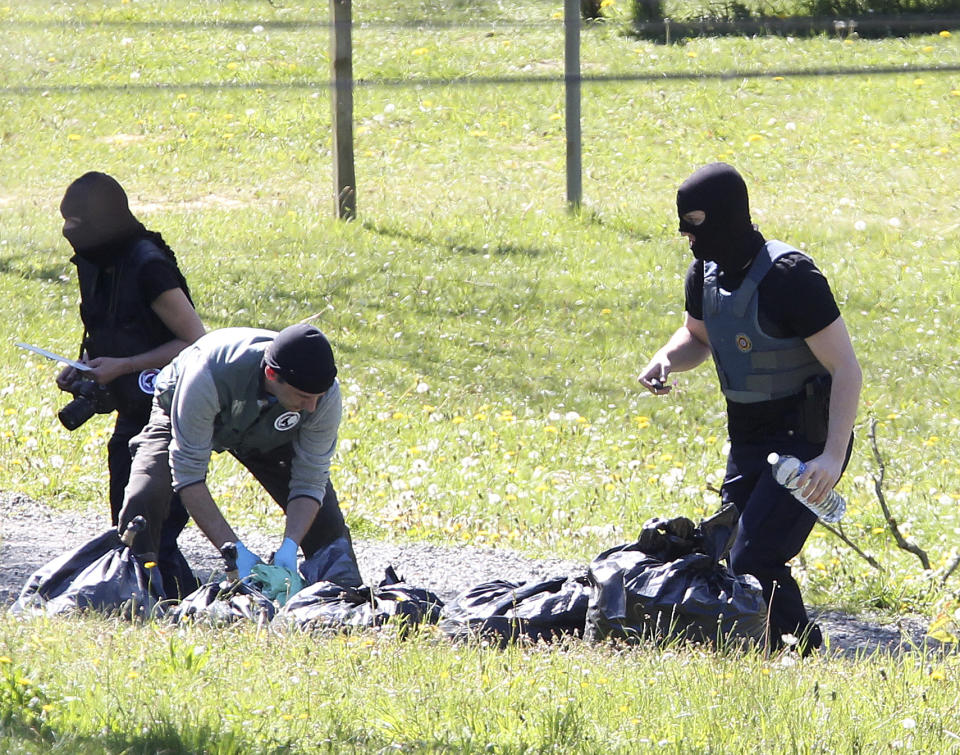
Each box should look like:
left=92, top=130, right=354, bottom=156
left=2, top=1, right=960, bottom=751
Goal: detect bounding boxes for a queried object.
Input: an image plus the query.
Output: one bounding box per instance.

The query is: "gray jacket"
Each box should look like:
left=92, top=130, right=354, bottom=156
left=155, top=327, right=341, bottom=503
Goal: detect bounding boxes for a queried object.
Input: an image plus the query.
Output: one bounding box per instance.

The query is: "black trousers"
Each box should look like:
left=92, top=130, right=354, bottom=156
left=721, top=432, right=852, bottom=651
left=119, top=404, right=355, bottom=568
left=108, top=409, right=193, bottom=593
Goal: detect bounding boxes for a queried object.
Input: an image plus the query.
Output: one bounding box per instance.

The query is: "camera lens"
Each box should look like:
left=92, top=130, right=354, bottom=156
left=58, top=396, right=97, bottom=431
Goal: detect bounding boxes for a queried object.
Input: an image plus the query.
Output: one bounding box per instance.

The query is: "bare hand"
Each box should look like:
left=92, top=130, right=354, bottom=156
left=796, top=452, right=844, bottom=505
left=56, top=365, right=79, bottom=391
left=85, top=356, right=133, bottom=385
left=638, top=362, right=672, bottom=395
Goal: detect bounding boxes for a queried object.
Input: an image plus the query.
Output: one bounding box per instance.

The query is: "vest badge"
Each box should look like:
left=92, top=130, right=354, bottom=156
left=735, top=333, right=752, bottom=353
left=138, top=369, right=160, bottom=395
left=275, top=411, right=301, bottom=431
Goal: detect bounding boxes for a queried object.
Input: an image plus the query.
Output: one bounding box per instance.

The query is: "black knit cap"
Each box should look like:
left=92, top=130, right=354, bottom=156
left=264, top=324, right=337, bottom=394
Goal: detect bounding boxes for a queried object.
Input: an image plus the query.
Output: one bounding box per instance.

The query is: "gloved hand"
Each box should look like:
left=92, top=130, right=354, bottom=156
left=272, top=537, right=300, bottom=573
left=250, top=563, right=304, bottom=606
left=234, top=540, right=264, bottom=579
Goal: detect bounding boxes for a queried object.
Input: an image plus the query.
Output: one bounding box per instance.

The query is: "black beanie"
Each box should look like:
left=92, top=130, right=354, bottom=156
left=264, top=324, right=337, bottom=394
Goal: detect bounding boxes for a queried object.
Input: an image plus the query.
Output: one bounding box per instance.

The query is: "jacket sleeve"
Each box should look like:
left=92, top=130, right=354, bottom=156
left=166, top=358, right=221, bottom=491
left=288, top=380, right=342, bottom=504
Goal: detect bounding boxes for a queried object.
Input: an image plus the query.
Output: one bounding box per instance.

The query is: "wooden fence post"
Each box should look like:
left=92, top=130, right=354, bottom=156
left=564, top=0, right=583, bottom=210
left=330, top=0, right=356, bottom=220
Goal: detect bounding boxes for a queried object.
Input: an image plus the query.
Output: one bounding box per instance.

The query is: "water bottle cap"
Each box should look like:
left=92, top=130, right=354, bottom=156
left=767, top=452, right=780, bottom=465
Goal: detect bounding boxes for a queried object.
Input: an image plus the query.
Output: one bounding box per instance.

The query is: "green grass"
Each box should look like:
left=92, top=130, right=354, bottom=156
left=1, top=616, right=958, bottom=754
left=2, top=0, right=960, bottom=750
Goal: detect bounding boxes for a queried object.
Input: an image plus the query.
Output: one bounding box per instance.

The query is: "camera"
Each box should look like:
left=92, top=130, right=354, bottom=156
left=58, top=377, right=117, bottom=430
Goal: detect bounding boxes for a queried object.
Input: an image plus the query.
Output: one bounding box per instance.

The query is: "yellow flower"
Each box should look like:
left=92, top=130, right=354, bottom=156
left=452, top=416, right=466, bottom=424
left=940, top=30, right=951, bottom=38
left=747, top=133, right=764, bottom=142
left=929, top=668, right=947, bottom=681
left=601, top=308, right=612, bottom=315
left=0, top=656, right=11, bottom=664
left=412, top=47, right=429, bottom=56
left=545, top=425, right=559, bottom=434
left=687, top=51, right=698, bottom=58
left=67, top=134, right=81, bottom=141
left=922, top=46, right=934, bottom=53
left=601, top=0, right=616, bottom=7
left=549, top=113, right=562, bottom=121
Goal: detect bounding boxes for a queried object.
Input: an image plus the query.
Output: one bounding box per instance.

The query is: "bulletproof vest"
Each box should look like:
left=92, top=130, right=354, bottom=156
left=75, top=239, right=179, bottom=413
left=703, top=241, right=828, bottom=404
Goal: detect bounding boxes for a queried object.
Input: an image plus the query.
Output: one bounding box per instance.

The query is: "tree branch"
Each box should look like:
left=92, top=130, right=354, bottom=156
left=818, top=520, right=883, bottom=571
left=869, top=418, right=931, bottom=571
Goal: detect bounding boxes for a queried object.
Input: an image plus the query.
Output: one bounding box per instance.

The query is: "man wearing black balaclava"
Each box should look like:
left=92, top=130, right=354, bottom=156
left=58, top=172, right=206, bottom=596
left=639, top=163, right=862, bottom=654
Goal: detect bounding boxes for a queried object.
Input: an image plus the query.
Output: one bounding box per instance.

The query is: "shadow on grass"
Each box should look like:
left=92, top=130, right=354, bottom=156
left=0, top=250, right=70, bottom=284
left=362, top=220, right=549, bottom=260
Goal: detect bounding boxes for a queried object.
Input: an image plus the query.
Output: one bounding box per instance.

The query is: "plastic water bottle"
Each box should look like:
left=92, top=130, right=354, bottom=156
left=767, top=453, right=847, bottom=523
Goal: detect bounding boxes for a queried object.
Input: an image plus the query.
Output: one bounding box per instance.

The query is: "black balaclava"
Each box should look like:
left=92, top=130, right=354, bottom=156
left=265, top=323, right=338, bottom=395
left=60, top=172, right=145, bottom=266
left=676, top=162, right=764, bottom=274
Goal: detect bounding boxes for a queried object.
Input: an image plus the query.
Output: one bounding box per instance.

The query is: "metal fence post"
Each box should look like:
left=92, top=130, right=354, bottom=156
left=330, top=0, right=356, bottom=220
left=564, top=0, right=583, bottom=210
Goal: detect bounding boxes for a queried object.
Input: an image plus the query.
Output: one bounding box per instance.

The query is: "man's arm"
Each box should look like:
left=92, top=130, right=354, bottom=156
left=638, top=313, right=712, bottom=394
left=282, top=496, right=321, bottom=545
left=797, top=316, right=862, bottom=503
left=178, top=481, right=238, bottom=550
left=85, top=289, right=206, bottom=385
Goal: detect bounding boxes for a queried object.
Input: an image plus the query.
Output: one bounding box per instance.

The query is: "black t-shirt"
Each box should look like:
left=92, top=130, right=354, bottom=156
left=683, top=250, right=842, bottom=439
left=139, top=258, right=186, bottom=304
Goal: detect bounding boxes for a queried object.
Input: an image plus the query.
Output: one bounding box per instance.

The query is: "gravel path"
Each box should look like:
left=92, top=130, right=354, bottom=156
left=0, top=491, right=937, bottom=659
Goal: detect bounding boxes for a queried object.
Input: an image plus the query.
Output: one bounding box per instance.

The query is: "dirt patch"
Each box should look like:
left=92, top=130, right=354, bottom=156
left=0, top=491, right=938, bottom=659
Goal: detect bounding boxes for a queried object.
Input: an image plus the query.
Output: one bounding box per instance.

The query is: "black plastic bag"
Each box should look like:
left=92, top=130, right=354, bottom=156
left=170, top=578, right=276, bottom=626
left=276, top=566, right=443, bottom=633
left=169, top=541, right=276, bottom=625
left=439, top=575, right=591, bottom=646
left=298, top=535, right=363, bottom=588
left=12, top=518, right=165, bottom=618
left=585, top=505, right=767, bottom=647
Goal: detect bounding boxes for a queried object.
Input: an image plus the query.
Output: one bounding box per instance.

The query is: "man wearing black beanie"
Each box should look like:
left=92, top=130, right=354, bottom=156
left=116, top=323, right=361, bottom=588
left=638, top=163, right=862, bottom=655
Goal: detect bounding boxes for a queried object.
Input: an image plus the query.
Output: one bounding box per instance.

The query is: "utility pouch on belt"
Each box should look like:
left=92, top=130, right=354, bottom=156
left=799, top=374, right=831, bottom=444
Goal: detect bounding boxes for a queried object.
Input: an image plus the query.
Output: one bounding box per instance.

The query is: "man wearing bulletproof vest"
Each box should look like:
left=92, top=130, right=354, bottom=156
left=638, top=163, right=862, bottom=654
left=117, top=324, right=362, bottom=588
left=58, top=172, right=206, bottom=596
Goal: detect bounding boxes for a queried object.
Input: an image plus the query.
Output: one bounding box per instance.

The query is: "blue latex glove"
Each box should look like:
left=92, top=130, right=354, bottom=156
left=234, top=540, right=263, bottom=579
left=273, top=537, right=299, bottom=573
